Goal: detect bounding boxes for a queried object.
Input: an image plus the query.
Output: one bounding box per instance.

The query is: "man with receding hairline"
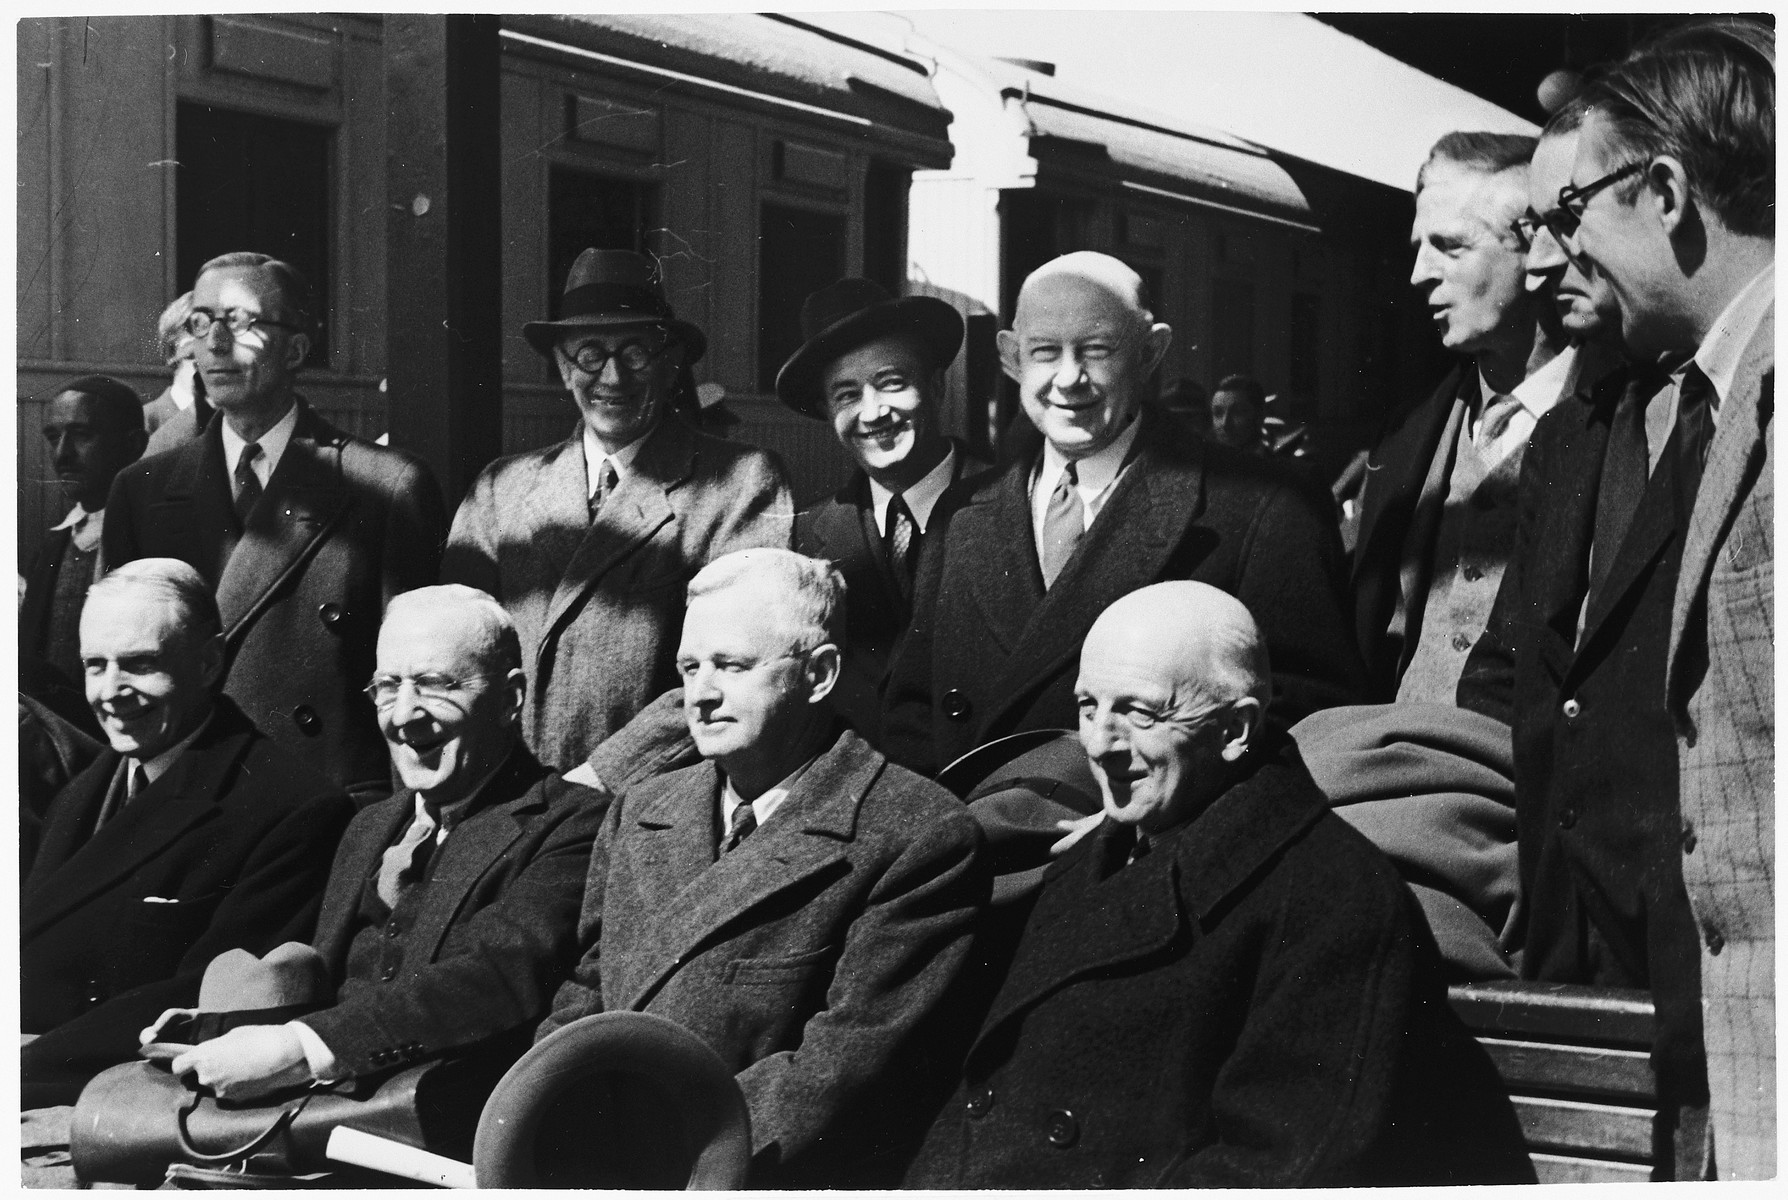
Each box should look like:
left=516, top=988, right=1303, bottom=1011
left=907, top=581, right=1530, bottom=1187
left=882, top=250, right=1361, bottom=777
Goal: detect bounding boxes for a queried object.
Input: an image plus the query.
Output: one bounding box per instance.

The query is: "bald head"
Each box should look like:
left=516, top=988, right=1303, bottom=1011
left=1000, top=252, right=1172, bottom=460
left=1075, top=583, right=1270, bottom=834
left=382, top=585, right=522, bottom=678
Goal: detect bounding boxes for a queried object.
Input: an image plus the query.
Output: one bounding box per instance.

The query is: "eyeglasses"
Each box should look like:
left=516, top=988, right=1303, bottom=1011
left=1513, top=205, right=1575, bottom=248
left=1553, top=160, right=1649, bottom=237
left=565, top=340, right=666, bottom=376
left=363, top=672, right=495, bottom=710
left=184, top=309, right=304, bottom=340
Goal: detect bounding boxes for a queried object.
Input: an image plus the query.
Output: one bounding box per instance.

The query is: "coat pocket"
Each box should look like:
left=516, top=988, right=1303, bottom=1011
left=722, top=944, right=837, bottom=986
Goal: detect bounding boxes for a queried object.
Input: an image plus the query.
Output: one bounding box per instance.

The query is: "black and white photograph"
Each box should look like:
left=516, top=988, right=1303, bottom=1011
left=14, top=7, right=1775, bottom=1188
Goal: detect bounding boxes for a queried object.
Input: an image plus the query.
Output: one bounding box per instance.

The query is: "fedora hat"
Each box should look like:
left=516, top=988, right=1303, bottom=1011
left=473, top=1012, right=751, bottom=1189
left=775, top=278, right=963, bottom=418
left=523, top=248, right=707, bottom=364
left=141, top=943, right=330, bottom=1058
left=940, top=731, right=1104, bottom=905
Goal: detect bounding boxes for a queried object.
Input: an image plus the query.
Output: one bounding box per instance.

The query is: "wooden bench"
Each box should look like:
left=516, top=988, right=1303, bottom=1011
left=1449, top=980, right=1659, bottom=1183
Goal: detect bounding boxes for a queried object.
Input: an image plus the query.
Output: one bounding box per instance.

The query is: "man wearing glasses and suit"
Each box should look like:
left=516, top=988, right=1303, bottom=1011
left=443, top=249, right=792, bottom=774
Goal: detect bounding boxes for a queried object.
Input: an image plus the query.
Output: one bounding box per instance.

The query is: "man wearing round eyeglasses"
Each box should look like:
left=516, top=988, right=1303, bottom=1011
left=907, top=582, right=1531, bottom=1187
left=105, top=252, right=448, bottom=801
left=444, top=248, right=792, bottom=775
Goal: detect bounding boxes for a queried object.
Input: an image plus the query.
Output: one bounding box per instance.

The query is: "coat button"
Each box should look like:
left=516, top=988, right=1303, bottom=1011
left=1682, top=823, right=1698, bottom=854
left=381, top=965, right=398, bottom=982
left=1561, top=699, right=1581, bottom=719
left=1462, top=564, right=1483, bottom=582
left=317, top=602, right=343, bottom=627
left=1451, top=633, right=1473, bottom=652
left=1706, top=927, right=1725, bottom=955
left=1558, top=808, right=1577, bottom=830
left=1043, top=1109, right=1079, bottom=1148
left=965, top=1088, right=994, bottom=1118
left=386, top=921, right=400, bottom=938
left=941, top=689, right=972, bottom=721
left=293, top=705, right=321, bottom=735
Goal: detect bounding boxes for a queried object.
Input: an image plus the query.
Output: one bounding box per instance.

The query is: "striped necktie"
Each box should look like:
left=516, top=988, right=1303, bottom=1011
left=886, top=493, right=918, bottom=602
left=722, top=800, right=757, bottom=854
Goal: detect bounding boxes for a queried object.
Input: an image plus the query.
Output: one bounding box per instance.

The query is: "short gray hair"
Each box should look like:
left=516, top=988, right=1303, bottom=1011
left=687, top=549, right=845, bottom=650
left=384, top=584, right=523, bottom=675
left=89, top=558, right=222, bottom=644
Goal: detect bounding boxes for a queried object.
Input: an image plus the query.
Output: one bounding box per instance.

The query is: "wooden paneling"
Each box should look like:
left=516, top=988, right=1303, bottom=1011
left=207, top=16, right=339, bottom=92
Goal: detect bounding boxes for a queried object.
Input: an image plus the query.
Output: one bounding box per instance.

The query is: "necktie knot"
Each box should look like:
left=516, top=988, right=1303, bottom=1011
left=1477, top=393, right=1523, bottom=449
left=589, top=460, right=619, bottom=522
left=723, top=800, right=758, bottom=853
left=377, top=804, right=441, bottom=908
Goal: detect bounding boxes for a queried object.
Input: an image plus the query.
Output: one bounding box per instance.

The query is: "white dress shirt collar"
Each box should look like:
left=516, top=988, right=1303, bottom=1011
left=128, top=710, right=214, bottom=789
left=869, top=445, right=957, bottom=538
left=51, top=503, right=105, bottom=553
left=720, top=752, right=821, bottom=835
left=1031, top=413, right=1143, bottom=544
left=220, top=399, right=300, bottom=491
left=1694, top=261, right=1775, bottom=415
left=581, top=423, right=649, bottom=498
left=1477, top=343, right=1577, bottom=424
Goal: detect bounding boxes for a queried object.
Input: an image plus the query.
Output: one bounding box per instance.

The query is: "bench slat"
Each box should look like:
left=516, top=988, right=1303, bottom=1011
left=1513, top=1095, right=1655, bottom=1159
left=1479, top=1036, right=1656, bottom=1101
left=1531, top=1152, right=1654, bottom=1184
left=1449, top=981, right=1654, bottom=1046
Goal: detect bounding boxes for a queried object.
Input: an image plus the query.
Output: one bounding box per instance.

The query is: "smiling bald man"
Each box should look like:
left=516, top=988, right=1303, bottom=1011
left=881, top=251, right=1364, bottom=776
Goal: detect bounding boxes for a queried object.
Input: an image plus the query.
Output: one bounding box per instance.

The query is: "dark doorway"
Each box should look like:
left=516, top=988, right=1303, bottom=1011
left=757, top=202, right=846, bottom=392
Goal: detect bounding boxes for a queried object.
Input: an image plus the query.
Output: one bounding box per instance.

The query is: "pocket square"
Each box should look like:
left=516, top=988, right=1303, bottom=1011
left=141, top=896, right=180, bottom=904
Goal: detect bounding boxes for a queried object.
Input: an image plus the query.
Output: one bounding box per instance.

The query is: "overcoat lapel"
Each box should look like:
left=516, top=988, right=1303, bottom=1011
left=1353, top=365, right=1468, bottom=585
left=615, top=731, right=880, bottom=1011
left=22, top=718, right=253, bottom=937
left=406, top=794, right=533, bottom=965
left=1670, top=308, right=1775, bottom=683
left=214, top=403, right=353, bottom=639
left=806, top=479, right=902, bottom=621
left=1524, top=395, right=1607, bottom=685
left=960, top=467, right=1045, bottom=658
left=541, top=420, right=689, bottom=647
left=313, top=799, right=412, bottom=968
left=1574, top=418, right=1684, bottom=657
left=159, top=414, right=241, bottom=583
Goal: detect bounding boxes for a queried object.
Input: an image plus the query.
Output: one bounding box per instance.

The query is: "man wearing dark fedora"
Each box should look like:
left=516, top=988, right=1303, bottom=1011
left=777, top=278, right=986, bottom=740
left=443, top=248, right=793, bottom=773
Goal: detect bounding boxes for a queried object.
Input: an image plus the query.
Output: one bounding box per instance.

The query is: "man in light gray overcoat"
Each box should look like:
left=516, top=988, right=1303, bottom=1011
left=443, top=249, right=792, bottom=772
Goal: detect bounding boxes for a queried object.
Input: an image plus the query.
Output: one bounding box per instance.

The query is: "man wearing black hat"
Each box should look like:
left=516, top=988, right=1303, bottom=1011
left=443, top=249, right=793, bottom=773
left=777, top=279, right=986, bottom=740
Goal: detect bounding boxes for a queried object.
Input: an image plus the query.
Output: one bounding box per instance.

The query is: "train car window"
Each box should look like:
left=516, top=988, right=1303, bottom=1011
left=862, top=161, right=911, bottom=296
left=1288, top=292, right=1322, bottom=421
left=547, top=167, right=658, bottom=315
left=176, top=102, right=333, bottom=361
left=758, top=202, right=846, bottom=393
left=1212, top=276, right=1256, bottom=379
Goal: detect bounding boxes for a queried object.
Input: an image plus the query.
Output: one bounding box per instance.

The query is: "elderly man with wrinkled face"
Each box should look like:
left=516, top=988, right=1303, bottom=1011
left=444, top=249, right=792, bottom=775
left=906, top=582, right=1533, bottom=1188
left=881, top=250, right=1362, bottom=777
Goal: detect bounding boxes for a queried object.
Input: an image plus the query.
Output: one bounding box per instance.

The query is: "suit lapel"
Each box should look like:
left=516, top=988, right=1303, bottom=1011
left=616, top=731, right=879, bottom=1011
left=1354, top=365, right=1467, bottom=584
left=313, top=797, right=413, bottom=968
left=1575, top=414, right=1685, bottom=654
left=213, top=403, right=352, bottom=639
left=406, top=794, right=534, bottom=966
left=162, top=418, right=241, bottom=583
left=541, top=421, right=685, bottom=648
left=1523, top=388, right=1611, bottom=682
left=22, top=716, right=251, bottom=937
left=1671, top=308, right=1775, bottom=679
left=960, top=461, right=1046, bottom=659
left=25, top=751, right=121, bottom=884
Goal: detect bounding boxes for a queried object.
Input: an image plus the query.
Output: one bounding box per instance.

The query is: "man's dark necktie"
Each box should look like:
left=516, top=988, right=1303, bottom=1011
left=233, top=443, right=263, bottom=526
left=886, top=493, right=918, bottom=602
left=1674, top=364, right=1717, bottom=508
left=722, top=800, right=757, bottom=854
left=377, top=804, right=440, bottom=909
left=1039, top=462, right=1083, bottom=589
left=93, top=763, right=149, bottom=833
left=1587, top=372, right=1654, bottom=609
left=588, top=460, right=619, bottom=523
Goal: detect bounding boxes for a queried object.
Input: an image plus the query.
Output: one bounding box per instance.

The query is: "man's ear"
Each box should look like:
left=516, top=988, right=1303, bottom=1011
left=500, top=668, right=527, bottom=727
left=284, top=331, right=312, bottom=372
left=1645, top=155, right=1693, bottom=237
left=996, top=329, right=1023, bottom=384
left=1141, top=322, right=1174, bottom=377
left=804, top=643, right=842, bottom=704
left=1216, top=698, right=1261, bottom=764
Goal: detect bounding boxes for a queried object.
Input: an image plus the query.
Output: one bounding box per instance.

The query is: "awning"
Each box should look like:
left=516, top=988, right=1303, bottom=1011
left=501, top=13, right=954, bottom=166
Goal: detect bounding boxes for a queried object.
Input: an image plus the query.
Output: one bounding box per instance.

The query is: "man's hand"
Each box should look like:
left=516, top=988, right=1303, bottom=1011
left=167, top=1025, right=313, bottom=1101
left=1050, top=812, right=1104, bottom=857
left=140, top=1008, right=199, bottom=1047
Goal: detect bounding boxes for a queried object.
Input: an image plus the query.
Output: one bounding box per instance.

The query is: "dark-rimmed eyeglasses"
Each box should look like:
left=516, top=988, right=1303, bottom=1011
left=1553, top=160, right=1649, bottom=237
left=183, top=309, right=303, bottom=340
left=363, top=672, right=496, bottom=710
left=565, top=340, right=666, bottom=376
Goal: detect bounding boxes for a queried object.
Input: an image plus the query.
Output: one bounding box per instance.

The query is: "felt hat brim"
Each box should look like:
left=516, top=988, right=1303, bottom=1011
left=775, top=295, right=963, bottom=419
left=523, top=314, right=707, bottom=365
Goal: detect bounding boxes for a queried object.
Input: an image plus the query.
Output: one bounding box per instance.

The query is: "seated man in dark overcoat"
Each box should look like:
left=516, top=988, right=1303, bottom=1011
left=906, top=581, right=1534, bottom=1187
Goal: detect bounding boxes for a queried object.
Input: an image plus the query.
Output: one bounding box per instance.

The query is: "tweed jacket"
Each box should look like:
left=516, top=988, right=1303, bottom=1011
left=1667, top=304, right=1775, bottom=1180
left=1351, top=364, right=1477, bottom=699
left=442, top=416, right=792, bottom=772
left=906, top=743, right=1533, bottom=1188
left=793, top=444, right=985, bottom=741
left=882, top=408, right=1365, bottom=776
left=299, top=745, right=603, bottom=1080
left=103, top=400, right=447, bottom=795
left=541, top=727, right=986, bottom=1186
left=20, top=698, right=353, bottom=1105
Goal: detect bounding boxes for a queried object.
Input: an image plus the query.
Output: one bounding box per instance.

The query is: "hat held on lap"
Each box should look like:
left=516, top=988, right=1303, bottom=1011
left=146, top=943, right=331, bottom=1053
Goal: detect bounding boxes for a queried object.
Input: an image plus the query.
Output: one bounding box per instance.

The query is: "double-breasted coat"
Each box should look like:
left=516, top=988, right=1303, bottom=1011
left=442, top=416, right=792, bottom=772
left=103, top=400, right=447, bottom=796
left=906, top=744, right=1534, bottom=1188
left=298, top=745, right=604, bottom=1081
left=1666, top=304, right=1775, bottom=1179
left=882, top=408, right=1364, bottom=776
left=540, top=727, right=986, bottom=1186
left=20, top=698, right=354, bottom=1105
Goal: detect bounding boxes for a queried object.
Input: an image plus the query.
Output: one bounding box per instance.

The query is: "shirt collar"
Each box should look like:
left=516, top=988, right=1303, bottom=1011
left=869, top=445, right=957, bottom=537
left=1478, top=343, right=1578, bottom=421
left=1694, top=262, right=1775, bottom=411
left=581, top=423, right=649, bottom=498
left=720, top=752, right=820, bottom=832
left=129, top=710, right=214, bottom=787
left=416, top=756, right=508, bottom=839
left=220, top=399, right=300, bottom=478
left=1039, top=411, right=1143, bottom=498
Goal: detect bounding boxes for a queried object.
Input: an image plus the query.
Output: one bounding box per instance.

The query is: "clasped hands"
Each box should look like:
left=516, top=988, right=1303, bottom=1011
left=140, top=1010, right=314, bottom=1101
